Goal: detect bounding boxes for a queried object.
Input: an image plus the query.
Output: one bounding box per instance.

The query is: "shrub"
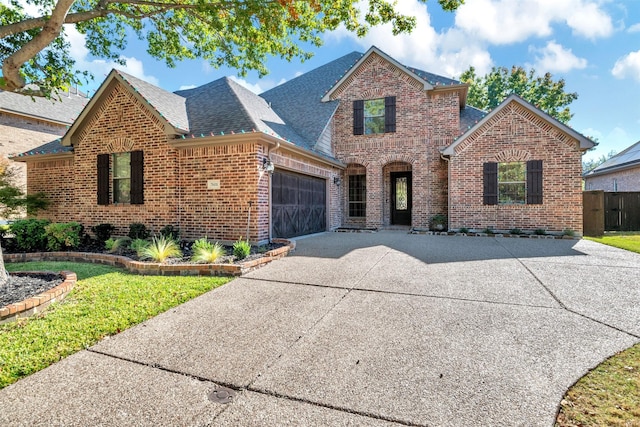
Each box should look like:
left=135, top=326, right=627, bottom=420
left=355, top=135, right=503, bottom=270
left=233, top=238, right=251, bottom=260
left=141, top=235, right=182, bottom=263
left=128, top=223, right=150, bottom=240
left=131, top=238, right=151, bottom=257
left=159, top=225, right=180, bottom=240
left=482, top=227, right=494, bottom=235
left=10, top=218, right=51, bottom=252
left=562, top=228, right=576, bottom=237
left=105, top=237, right=130, bottom=254
left=91, top=223, right=115, bottom=242
left=459, top=227, right=469, bottom=234
left=509, top=228, right=523, bottom=235
left=44, top=222, right=82, bottom=251
left=534, top=228, right=547, bottom=235
left=191, top=237, right=225, bottom=263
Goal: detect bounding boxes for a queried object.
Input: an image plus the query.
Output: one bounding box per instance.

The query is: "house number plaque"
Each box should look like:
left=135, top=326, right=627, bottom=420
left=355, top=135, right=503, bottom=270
left=207, top=180, right=221, bottom=190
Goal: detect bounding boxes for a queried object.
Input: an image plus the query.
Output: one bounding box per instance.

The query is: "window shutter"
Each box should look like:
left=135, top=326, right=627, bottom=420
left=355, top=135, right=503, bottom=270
left=353, top=100, right=364, bottom=135
left=483, top=162, right=498, bottom=205
left=526, top=160, right=543, bottom=204
left=130, top=150, right=144, bottom=205
left=384, top=96, right=396, bottom=133
left=97, top=154, right=110, bottom=205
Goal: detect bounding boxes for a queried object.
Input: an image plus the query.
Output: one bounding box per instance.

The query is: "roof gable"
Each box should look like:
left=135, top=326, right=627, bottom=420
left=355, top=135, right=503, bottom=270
left=321, top=46, right=435, bottom=102
left=441, top=94, right=596, bottom=155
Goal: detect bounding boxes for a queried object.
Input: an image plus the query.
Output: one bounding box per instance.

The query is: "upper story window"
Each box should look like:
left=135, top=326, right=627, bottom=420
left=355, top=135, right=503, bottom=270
left=483, top=160, right=542, bottom=205
left=353, top=96, right=396, bottom=135
left=97, top=150, right=144, bottom=205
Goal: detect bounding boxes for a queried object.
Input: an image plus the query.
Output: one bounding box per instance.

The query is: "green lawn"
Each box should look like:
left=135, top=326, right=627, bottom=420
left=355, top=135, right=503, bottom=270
left=585, top=233, right=640, bottom=254
left=556, top=233, right=640, bottom=426
left=1, top=262, right=231, bottom=389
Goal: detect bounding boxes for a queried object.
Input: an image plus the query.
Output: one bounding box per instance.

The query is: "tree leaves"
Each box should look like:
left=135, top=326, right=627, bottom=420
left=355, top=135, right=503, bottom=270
left=460, top=65, right=578, bottom=124
left=1, top=0, right=464, bottom=95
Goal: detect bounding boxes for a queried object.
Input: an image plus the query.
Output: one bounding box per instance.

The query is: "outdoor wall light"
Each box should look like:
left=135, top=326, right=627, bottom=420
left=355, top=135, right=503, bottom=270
left=261, top=158, right=275, bottom=174
left=333, top=176, right=342, bottom=186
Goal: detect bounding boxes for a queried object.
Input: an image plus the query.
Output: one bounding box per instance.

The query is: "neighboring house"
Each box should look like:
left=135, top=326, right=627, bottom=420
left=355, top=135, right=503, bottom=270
left=13, top=46, right=594, bottom=241
left=583, top=140, right=640, bottom=192
left=0, top=87, right=88, bottom=192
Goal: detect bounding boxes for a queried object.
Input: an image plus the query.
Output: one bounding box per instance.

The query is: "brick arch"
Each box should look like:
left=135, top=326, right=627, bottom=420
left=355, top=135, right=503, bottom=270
left=105, top=137, right=136, bottom=153
left=342, top=157, right=372, bottom=170
left=360, top=88, right=385, bottom=100
left=494, top=149, right=531, bottom=162
left=378, top=154, right=415, bottom=168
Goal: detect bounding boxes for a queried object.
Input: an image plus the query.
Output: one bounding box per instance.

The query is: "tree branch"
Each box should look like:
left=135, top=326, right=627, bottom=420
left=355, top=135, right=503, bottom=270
left=2, top=0, right=76, bottom=90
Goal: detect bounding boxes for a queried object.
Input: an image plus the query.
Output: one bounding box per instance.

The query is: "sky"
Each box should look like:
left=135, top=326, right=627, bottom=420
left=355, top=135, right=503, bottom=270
left=56, top=0, right=640, bottom=162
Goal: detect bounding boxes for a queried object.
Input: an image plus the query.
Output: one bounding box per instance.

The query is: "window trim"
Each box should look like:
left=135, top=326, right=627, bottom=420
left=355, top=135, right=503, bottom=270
left=483, top=160, right=543, bottom=206
left=113, top=152, right=132, bottom=204
left=348, top=174, right=366, bottom=218
left=353, top=96, right=396, bottom=135
left=96, top=150, right=144, bottom=206
left=498, top=162, right=526, bottom=205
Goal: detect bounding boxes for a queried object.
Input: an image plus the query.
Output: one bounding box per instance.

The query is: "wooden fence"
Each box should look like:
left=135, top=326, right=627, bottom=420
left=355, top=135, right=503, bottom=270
left=583, top=191, right=640, bottom=236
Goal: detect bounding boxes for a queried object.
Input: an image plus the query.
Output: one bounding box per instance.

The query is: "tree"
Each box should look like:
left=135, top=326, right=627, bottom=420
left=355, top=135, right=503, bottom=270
left=0, top=159, right=49, bottom=287
left=459, top=66, right=578, bottom=124
left=0, top=0, right=464, bottom=97
left=583, top=149, right=616, bottom=174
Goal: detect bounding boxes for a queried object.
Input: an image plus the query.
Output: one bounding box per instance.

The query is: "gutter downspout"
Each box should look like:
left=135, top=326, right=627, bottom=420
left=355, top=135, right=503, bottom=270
left=440, top=152, right=451, bottom=231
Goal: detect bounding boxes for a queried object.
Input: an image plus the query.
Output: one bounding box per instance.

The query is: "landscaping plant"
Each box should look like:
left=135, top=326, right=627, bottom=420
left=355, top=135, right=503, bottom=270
left=44, top=222, right=82, bottom=251
left=141, top=235, right=182, bottom=263
left=130, top=238, right=150, bottom=258
left=128, top=223, right=150, bottom=240
left=233, top=238, right=251, bottom=260
left=10, top=218, right=51, bottom=252
left=104, top=237, right=130, bottom=254
left=91, top=223, right=115, bottom=242
left=159, top=225, right=180, bottom=240
left=191, top=237, right=225, bottom=263
left=534, top=228, right=547, bottom=235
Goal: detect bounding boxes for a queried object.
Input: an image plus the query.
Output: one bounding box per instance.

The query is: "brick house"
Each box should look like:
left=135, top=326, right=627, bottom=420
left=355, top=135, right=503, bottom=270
left=583, top=140, right=640, bottom=192
left=0, top=87, right=87, bottom=192
left=15, top=46, right=594, bottom=241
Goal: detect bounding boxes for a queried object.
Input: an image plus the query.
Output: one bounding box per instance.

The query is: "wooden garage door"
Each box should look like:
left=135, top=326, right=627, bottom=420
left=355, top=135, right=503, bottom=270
left=272, top=170, right=326, bottom=238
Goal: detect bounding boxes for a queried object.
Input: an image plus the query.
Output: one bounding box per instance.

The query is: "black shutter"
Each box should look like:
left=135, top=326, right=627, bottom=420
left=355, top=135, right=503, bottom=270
left=97, top=154, right=110, bottom=205
left=526, top=160, right=543, bottom=204
left=353, top=100, right=364, bottom=135
left=130, top=150, right=144, bottom=205
left=385, top=96, right=396, bottom=133
left=483, top=162, right=498, bottom=205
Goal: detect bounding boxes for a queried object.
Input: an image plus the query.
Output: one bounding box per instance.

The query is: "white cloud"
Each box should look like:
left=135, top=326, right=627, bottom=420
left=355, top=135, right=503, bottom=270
left=229, top=76, right=265, bottom=94
left=628, top=23, right=640, bottom=33
left=455, top=0, right=613, bottom=44
left=65, top=25, right=159, bottom=86
left=612, top=50, right=640, bottom=82
left=530, top=41, right=587, bottom=73
left=178, top=84, right=197, bottom=90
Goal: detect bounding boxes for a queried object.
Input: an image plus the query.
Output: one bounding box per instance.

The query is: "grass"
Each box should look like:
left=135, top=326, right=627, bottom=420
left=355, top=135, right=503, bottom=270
left=556, top=232, right=640, bottom=426
left=585, top=233, right=640, bottom=255
left=1, top=261, right=231, bottom=389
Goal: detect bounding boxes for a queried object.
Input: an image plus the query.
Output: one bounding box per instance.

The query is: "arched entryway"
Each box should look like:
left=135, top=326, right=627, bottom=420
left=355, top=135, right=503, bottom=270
left=383, top=161, right=412, bottom=227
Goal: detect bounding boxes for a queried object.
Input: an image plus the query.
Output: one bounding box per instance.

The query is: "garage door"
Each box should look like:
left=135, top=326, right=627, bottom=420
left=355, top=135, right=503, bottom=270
left=272, top=170, right=326, bottom=238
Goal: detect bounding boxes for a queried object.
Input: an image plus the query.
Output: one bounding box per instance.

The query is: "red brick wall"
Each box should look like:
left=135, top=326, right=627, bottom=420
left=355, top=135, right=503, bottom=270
left=331, top=52, right=460, bottom=228
left=585, top=166, right=640, bottom=192
left=26, top=157, right=74, bottom=221
left=448, top=102, right=585, bottom=234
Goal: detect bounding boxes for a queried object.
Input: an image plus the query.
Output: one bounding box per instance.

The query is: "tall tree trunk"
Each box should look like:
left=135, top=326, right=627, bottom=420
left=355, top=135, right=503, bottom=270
left=0, top=245, right=9, bottom=288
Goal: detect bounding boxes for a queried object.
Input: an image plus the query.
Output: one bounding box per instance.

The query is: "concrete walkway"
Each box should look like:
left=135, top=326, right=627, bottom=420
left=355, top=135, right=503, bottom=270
left=1, top=232, right=639, bottom=426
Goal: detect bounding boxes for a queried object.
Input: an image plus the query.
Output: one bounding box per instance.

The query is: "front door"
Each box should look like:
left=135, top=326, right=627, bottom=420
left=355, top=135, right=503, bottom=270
left=391, top=172, right=411, bottom=225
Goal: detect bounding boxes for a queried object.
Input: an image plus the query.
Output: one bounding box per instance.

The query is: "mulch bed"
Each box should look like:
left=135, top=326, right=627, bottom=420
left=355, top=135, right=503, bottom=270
left=0, top=273, right=64, bottom=308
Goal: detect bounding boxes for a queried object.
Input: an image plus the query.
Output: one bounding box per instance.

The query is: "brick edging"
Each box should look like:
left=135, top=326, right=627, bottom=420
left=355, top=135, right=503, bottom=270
left=3, top=238, right=295, bottom=277
left=409, top=230, right=581, bottom=239
left=0, top=271, right=77, bottom=324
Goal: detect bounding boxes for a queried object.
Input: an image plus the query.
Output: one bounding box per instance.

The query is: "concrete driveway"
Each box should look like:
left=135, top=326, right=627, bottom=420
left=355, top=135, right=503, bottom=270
left=1, top=232, right=639, bottom=426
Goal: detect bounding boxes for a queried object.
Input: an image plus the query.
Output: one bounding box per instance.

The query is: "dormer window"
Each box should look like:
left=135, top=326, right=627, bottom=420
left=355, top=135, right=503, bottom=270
left=353, top=96, right=396, bottom=135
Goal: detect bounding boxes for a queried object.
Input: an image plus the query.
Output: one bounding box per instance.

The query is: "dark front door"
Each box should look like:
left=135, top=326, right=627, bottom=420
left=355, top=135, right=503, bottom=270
left=391, top=172, right=411, bottom=225
left=272, top=170, right=327, bottom=238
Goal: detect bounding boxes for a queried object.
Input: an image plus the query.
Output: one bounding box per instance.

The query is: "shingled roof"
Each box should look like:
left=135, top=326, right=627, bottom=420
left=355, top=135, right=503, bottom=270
left=584, top=140, right=640, bottom=177
left=0, top=86, right=88, bottom=125
left=116, top=70, right=189, bottom=132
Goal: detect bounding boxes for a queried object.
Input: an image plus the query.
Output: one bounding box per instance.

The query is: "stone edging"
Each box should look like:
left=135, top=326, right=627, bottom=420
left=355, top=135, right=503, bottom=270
left=0, top=271, right=77, bottom=324
left=3, top=239, right=295, bottom=277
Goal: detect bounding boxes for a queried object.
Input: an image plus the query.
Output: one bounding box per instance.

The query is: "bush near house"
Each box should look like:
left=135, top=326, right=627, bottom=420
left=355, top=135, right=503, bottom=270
left=44, top=222, right=83, bottom=251
left=10, top=219, right=51, bottom=252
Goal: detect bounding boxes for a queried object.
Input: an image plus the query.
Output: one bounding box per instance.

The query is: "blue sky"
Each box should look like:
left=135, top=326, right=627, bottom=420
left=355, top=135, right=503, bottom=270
left=63, top=0, right=640, bottom=162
